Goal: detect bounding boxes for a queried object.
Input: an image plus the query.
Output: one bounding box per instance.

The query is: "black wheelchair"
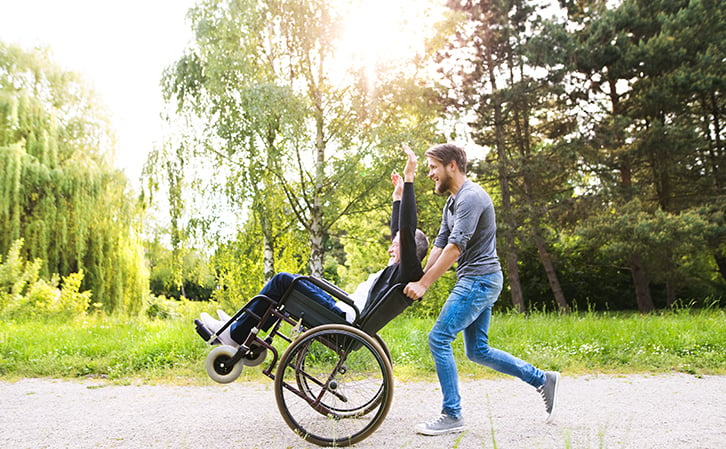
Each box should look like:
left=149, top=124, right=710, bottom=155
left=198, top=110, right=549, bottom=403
left=194, top=276, right=412, bottom=446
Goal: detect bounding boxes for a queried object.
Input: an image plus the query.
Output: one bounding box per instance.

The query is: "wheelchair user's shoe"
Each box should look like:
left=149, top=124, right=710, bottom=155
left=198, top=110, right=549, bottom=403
left=200, top=312, right=238, bottom=347
left=217, top=309, right=232, bottom=322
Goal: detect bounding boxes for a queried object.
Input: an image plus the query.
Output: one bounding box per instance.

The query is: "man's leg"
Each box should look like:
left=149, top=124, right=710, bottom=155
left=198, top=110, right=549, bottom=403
left=230, top=273, right=297, bottom=344
left=261, top=272, right=344, bottom=317
left=229, top=297, right=271, bottom=344
left=462, top=272, right=545, bottom=387
left=417, top=275, right=498, bottom=435
left=258, top=272, right=296, bottom=299
left=462, top=271, right=560, bottom=422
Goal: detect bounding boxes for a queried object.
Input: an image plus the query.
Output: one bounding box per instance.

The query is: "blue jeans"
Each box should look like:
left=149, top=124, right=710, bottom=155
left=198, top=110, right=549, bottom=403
left=428, top=271, right=546, bottom=419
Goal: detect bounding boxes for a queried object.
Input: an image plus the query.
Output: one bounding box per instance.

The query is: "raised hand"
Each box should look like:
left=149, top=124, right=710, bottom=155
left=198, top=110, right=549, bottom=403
left=391, top=172, right=403, bottom=200
left=402, top=143, right=417, bottom=182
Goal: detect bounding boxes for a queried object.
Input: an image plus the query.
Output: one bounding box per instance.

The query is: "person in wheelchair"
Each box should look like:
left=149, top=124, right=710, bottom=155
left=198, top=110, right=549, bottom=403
left=200, top=144, right=428, bottom=347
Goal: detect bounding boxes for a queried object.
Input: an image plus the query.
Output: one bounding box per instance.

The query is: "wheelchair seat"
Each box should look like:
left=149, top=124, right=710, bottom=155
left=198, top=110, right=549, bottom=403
left=277, top=276, right=413, bottom=338
left=280, top=285, right=350, bottom=328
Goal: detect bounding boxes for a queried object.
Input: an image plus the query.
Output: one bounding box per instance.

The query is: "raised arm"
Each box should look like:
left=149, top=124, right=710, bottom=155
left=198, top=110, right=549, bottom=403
left=390, top=172, right=403, bottom=239
left=397, top=144, right=424, bottom=283
left=389, top=144, right=415, bottom=239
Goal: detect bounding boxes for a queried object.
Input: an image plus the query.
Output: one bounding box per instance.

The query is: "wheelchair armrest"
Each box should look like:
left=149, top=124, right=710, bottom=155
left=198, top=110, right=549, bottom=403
left=289, top=275, right=361, bottom=323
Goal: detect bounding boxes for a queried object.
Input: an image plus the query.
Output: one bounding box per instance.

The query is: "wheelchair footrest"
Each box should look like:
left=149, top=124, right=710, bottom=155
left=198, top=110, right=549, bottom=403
left=194, top=319, right=221, bottom=345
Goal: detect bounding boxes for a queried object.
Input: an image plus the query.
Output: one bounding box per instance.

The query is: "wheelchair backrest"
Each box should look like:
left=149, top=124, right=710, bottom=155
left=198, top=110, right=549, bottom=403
left=358, top=284, right=413, bottom=335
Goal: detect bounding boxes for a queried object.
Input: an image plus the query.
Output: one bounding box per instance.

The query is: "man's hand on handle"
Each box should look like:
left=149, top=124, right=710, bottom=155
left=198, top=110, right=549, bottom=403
left=403, top=281, right=428, bottom=300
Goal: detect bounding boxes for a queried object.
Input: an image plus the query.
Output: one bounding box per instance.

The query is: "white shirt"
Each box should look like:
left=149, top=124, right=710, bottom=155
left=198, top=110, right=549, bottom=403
left=338, top=270, right=383, bottom=322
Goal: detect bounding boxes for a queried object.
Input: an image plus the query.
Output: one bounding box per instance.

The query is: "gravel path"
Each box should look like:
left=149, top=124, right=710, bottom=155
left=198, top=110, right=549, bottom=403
left=1, top=374, right=724, bottom=449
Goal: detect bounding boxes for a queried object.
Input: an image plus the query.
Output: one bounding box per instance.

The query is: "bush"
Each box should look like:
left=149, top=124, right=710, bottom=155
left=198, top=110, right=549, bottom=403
left=144, top=295, right=173, bottom=320
left=0, top=239, right=92, bottom=320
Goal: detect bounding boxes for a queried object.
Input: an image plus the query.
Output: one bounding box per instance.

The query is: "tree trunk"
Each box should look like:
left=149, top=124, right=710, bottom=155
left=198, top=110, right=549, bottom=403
left=531, top=223, right=569, bottom=313
left=628, top=253, right=655, bottom=313
left=504, top=250, right=525, bottom=313
left=715, top=254, right=726, bottom=281
left=309, top=109, right=326, bottom=278
left=521, top=176, right=568, bottom=313
left=607, top=77, right=656, bottom=312
left=262, top=228, right=275, bottom=282
left=708, top=92, right=723, bottom=189
left=309, top=222, right=324, bottom=278
left=510, top=55, right=569, bottom=313
left=485, top=44, right=525, bottom=313
left=665, top=279, right=677, bottom=308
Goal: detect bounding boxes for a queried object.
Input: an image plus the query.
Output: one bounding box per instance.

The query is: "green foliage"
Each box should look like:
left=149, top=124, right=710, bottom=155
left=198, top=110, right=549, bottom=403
left=0, top=240, right=92, bottom=319
left=0, top=43, right=148, bottom=313
left=434, top=0, right=725, bottom=311
left=579, top=202, right=715, bottom=272
left=210, top=219, right=310, bottom=311
left=152, top=0, right=445, bottom=287
left=561, top=0, right=725, bottom=308
left=144, top=295, right=173, bottom=320
left=334, top=208, right=394, bottom=292
left=145, top=237, right=216, bottom=301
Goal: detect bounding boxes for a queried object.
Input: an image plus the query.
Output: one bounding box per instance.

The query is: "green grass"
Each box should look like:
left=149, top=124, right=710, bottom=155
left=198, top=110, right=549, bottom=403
left=1, top=305, right=724, bottom=384
left=379, top=307, right=726, bottom=380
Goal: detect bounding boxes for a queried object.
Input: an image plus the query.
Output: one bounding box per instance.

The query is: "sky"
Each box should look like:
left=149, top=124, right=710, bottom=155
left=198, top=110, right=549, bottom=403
left=0, top=0, right=198, bottom=184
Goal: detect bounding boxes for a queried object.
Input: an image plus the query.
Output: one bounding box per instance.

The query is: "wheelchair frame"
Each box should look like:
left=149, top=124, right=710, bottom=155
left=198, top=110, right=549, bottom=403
left=194, top=275, right=412, bottom=446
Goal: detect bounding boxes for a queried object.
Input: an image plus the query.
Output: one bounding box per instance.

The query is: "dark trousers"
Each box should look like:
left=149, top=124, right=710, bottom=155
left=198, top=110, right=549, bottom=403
left=229, top=272, right=342, bottom=344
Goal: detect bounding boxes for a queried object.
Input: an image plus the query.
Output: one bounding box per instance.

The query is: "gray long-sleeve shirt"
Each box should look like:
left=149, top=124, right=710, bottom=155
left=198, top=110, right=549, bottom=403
left=433, top=180, right=501, bottom=277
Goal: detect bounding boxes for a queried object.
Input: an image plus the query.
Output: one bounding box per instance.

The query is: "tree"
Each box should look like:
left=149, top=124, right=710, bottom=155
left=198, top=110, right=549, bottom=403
left=567, top=0, right=725, bottom=310
left=438, top=0, right=575, bottom=312
left=625, top=0, right=725, bottom=300
left=0, top=43, right=147, bottom=312
left=155, top=0, right=443, bottom=284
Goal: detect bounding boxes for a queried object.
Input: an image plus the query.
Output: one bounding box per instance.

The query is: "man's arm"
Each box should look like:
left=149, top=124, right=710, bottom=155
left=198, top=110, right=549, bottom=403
left=403, top=242, right=460, bottom=299
left=423, top=245, right=443, bottom=273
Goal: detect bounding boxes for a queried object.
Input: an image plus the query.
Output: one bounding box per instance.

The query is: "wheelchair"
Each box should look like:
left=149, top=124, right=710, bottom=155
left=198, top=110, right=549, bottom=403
left=194, top=275, right=413, bottom=447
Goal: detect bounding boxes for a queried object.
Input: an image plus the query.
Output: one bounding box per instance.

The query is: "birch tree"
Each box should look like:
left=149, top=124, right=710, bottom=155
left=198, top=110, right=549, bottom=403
left=157, top=0, right=441, bottom=279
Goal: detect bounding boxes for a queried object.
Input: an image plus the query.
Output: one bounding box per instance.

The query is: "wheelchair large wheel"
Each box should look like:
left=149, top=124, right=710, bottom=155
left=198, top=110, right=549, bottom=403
left=373, top=334, right=392, bottom=365
left=288, top=339, right=386, bottom=419
left=274, top=324, right=394, bottom=447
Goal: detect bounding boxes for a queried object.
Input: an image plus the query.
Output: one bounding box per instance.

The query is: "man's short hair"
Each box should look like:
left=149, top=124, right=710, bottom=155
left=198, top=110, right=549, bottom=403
left=425, top=143, right=467, bottom=173
left=414, top=229, right=429, bottom=261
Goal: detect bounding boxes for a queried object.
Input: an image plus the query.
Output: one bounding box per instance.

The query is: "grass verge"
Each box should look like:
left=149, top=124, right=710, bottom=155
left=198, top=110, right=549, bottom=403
left=1, top=305, right=724, bottom=384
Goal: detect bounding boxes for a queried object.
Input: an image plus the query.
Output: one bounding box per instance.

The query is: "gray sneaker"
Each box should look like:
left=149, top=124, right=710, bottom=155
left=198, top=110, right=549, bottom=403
left=537, top=371, right=560, bottom=423
left=415, top=413, right=466, bottom=436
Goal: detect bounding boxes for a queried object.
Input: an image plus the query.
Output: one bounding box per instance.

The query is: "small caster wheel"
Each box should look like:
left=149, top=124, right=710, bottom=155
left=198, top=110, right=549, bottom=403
left=243, top=346, right=268, bottom=367
left=206, top=345, right=243, bottom=384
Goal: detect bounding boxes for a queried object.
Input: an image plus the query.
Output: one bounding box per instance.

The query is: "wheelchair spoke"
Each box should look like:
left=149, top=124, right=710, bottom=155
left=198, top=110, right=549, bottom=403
left=274, top=324, right=393, bottom=446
